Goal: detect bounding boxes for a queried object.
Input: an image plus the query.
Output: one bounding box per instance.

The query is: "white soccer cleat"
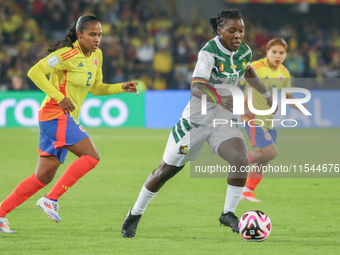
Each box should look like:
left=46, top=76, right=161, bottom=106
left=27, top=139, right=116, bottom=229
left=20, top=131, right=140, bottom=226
left=0, top=217, right=16, bottom=233
left=241, top=192, right=261, bottom=202
left=36, top=197, right=61, bottom=222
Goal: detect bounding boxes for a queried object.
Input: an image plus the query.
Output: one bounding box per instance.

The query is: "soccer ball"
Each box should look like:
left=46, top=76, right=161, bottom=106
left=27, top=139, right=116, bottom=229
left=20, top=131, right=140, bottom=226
left=238, top=210, right=271, bottom=242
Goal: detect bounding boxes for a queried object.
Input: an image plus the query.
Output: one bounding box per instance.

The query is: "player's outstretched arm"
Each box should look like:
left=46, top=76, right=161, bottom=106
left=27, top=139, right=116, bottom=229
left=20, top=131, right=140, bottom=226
left=191, top=82, right=233, bottom=112
left=286, top=93, right=308, bottom=112
left=90, top=81, right=138, bottom=96
left=245, top=66, right=273, bottom=108
left=121, top=81, right=139, bottom=94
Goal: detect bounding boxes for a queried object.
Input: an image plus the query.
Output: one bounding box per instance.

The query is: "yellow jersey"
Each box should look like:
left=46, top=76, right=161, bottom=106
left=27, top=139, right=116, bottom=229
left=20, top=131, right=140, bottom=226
left=28, top=40, right=124, bottom=122
left=241, top=57, right=292, bottom=129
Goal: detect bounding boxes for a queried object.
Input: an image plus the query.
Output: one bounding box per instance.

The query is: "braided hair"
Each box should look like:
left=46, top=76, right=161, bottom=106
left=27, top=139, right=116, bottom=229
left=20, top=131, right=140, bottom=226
left=209, top=9, right=243, bottom=35
left=47, top=15, right=99, bottom=53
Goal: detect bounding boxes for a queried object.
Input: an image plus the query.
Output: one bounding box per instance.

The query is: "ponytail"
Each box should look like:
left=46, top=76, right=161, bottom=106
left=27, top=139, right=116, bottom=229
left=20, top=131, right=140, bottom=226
left=47, top=15, right=99, bottom=53
left=47, top=25, right=77, bottom=53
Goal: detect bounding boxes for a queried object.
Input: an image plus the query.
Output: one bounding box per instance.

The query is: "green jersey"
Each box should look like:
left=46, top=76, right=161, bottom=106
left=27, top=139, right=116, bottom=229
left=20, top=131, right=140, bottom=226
left=182, top=36, right=252, bottom=125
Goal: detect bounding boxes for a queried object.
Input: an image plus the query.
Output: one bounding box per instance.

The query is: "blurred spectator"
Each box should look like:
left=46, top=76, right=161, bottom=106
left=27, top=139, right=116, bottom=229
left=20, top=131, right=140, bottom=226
left=138, top=72, right=153, bottom=90
left=109, top=66, right=126, bottom=84
left=153, top=72, right=167, bottom=90
left=136, top=35, right=155, bottom=64
left=153, top=46, right=173, bottom=87
left=0, top=0, right=339, bottom=90
left=285, top=50, right=305, bottom=77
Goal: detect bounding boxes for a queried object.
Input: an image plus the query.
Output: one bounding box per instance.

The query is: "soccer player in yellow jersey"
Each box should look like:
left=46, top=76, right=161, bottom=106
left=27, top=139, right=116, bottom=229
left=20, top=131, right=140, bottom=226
left=0, top=15, right=138, bottom=233
left=240, top=38, right=307, bottom=202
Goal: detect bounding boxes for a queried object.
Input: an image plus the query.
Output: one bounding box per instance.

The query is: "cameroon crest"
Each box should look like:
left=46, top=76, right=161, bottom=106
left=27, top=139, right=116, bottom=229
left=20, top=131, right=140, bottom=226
left=178, top=145, right=187, bottom=155
left=218, top=63, right=224, bottom=72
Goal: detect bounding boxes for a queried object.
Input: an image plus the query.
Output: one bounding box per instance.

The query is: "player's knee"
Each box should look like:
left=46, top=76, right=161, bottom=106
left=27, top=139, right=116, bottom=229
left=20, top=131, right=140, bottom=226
left=37, top=172, right=55, bottom=185
left=229, top=152, right=248, bottom=167
left=151, top=168, right=166, bottom=183
left=154, top=162, right=181, bottom=182
left=93, top=151, right=100, bottom=162
left=264, top=149, right=277, bottom=161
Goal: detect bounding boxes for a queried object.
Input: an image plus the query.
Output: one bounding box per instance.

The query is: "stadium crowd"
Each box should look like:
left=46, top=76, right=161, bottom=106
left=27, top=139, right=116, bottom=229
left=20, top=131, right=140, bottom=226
left=0, top=0, right=339, bottom=91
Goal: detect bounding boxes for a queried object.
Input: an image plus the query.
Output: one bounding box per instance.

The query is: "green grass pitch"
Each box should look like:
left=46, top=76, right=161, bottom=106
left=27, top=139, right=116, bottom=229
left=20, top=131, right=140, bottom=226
left=0, top=128, right=339, bottom=255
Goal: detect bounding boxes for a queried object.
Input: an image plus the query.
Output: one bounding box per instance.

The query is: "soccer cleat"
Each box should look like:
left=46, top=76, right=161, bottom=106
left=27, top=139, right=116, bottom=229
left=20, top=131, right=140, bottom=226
left=121, top=208, right=142, bottom=238
left=36, top=197, right=61, bottom=222
left=0, top=217, right=16, bottom=233
left=241, top=191, right=261, bottom=202
left=219, top=211, right=239, bottom=233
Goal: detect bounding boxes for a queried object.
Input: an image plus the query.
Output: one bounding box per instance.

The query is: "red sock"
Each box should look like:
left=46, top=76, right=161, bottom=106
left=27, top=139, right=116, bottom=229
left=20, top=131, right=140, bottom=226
left=0, top=173, right=46, bottom=217
left=248, top=151, right=254, bottom=164
left=245, top=172, right=263, bottom=191
left=46, top=155, right=98, bottom=201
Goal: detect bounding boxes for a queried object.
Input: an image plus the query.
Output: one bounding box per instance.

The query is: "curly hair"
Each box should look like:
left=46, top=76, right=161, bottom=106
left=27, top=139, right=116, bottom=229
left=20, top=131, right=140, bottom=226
left=209, top=9, right=243, bottom=35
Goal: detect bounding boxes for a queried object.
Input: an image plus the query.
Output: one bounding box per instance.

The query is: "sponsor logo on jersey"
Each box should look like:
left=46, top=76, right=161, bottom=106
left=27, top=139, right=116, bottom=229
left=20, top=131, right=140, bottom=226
left=278, top=75, right=283, bottom=82
left=178, top=145, right=187, bottom=155
left=78, top=62, right=84, bottom=67
left=94, top=58, right=98, bottom=66
left=218, top=63, right=224, bottom=72
left=265, top=132, right=272, bottom=141
left=230, top=64, right=236, bottom=69
left=46, top=55, right=59, bottom=68
left=79, top=125, right=86, bottom=132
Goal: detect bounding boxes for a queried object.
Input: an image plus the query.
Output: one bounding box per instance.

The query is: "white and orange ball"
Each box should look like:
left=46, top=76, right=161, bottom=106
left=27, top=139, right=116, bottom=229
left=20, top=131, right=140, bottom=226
left=239, top=210, right=272, bottom=242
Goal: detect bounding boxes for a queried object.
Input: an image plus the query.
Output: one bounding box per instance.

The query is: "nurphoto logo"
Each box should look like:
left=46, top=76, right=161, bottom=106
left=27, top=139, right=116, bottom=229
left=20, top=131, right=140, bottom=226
left=200, top=84, right=311, bottom=128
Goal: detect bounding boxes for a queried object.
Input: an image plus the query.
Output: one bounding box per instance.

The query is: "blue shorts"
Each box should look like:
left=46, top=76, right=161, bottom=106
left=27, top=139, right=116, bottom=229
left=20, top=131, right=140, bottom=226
left=38, top=114, right=89, bottom=163
left=245, top=124, right=277, bottom=149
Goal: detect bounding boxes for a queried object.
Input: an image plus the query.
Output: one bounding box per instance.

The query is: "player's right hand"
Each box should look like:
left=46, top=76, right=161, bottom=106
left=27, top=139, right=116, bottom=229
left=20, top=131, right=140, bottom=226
left=221, top=95, right=233, bottom=112
left=58, top=97, right=75, bottom=114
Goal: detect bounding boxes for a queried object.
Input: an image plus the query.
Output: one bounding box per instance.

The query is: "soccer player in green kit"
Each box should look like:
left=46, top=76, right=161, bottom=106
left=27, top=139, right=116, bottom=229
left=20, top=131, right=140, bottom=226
left=122, top=9, right=273, bottom=237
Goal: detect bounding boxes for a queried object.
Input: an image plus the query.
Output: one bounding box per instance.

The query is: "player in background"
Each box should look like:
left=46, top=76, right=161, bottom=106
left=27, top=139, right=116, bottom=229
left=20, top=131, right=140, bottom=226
left=121, top=9, right=273, bottom=238
left=241, top=38, right=307, bottom=202
left=0, top=15, right=138, bottom=233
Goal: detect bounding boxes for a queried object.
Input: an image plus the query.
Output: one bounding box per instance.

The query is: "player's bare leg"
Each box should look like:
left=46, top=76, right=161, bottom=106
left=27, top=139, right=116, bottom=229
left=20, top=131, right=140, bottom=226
left=37, top=138, right=100, bottom=222
left=243, top=143, right=277, bottom=202
left=216, top=137, right=248, bottom=233
left=145, top=160, right=184, bottom=192
left=35, top=155, right=61, bottom=184
left=0, top=156, right=60, bottom=232
left=64, top=137, right=100, bottom=161
left=121, top=161, right=184, bottom=238
left=250, top=143, right=277, bottom=164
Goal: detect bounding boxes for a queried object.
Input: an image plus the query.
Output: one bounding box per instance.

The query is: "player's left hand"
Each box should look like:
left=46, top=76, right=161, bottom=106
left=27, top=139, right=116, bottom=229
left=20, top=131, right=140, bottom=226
left=266, top=96, right=279, bottom=115
left=273, top=105, right=278, bottom=115
left=265, top=95, right=273, bottom=109
left=122, top=81, right=139, bottom=94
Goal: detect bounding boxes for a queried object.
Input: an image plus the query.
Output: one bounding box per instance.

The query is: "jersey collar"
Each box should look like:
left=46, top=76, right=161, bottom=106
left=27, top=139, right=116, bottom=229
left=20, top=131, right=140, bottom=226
left=74, top=40, right=91, bottom=57
left=264, top=57, right=270, bottom=68
left=214, top=36, right=239, bottom=56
